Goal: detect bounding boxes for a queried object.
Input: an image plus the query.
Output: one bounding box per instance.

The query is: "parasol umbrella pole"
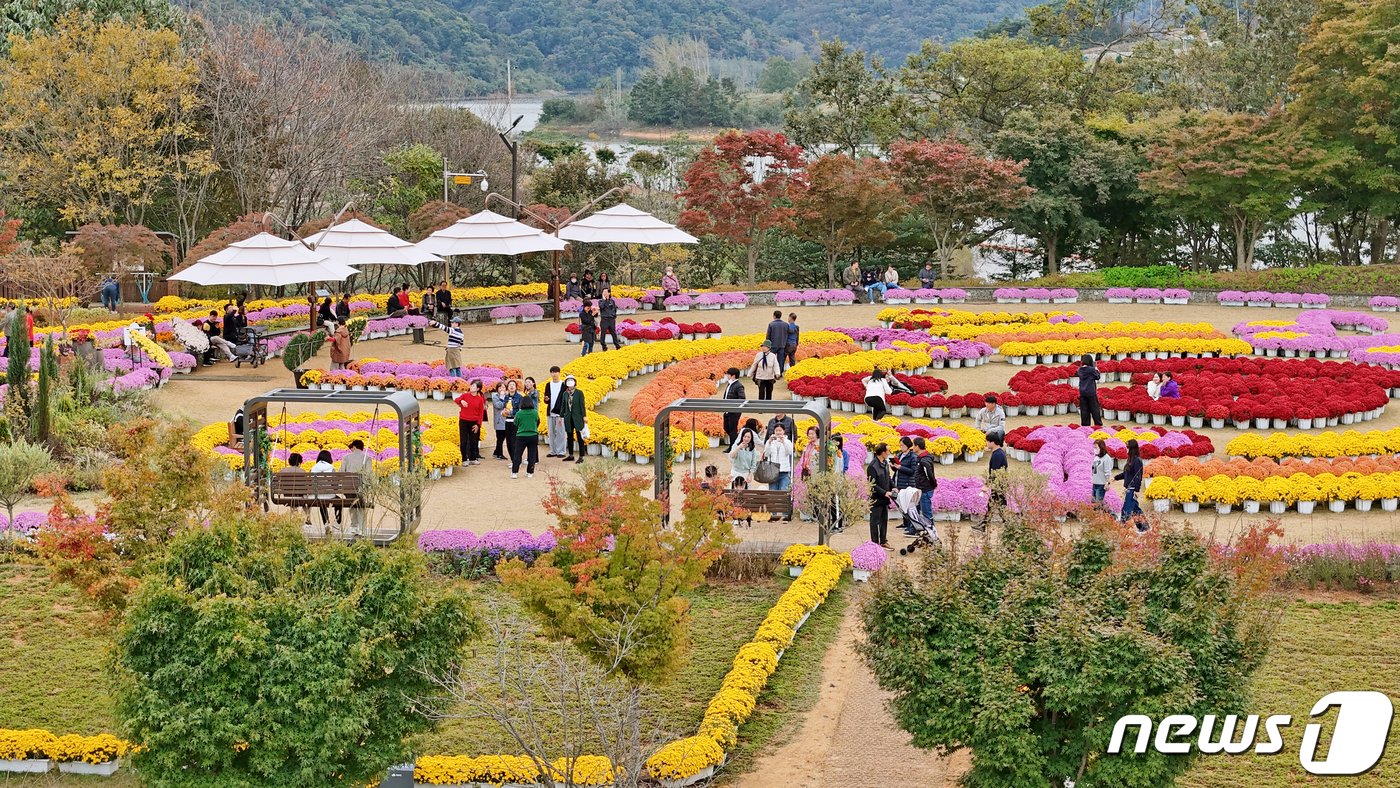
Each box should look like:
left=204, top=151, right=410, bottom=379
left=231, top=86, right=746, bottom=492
left=263, top=211, right=322, bottom=333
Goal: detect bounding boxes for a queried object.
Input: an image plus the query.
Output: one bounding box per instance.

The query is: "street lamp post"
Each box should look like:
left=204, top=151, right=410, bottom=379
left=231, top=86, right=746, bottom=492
left=497, top=115, right=524, bottom=218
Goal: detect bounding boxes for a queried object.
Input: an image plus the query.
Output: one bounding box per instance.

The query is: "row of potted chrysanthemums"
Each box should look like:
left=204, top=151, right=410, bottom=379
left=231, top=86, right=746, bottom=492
left=413, top=549, right=854, bottom=788
left=773, top=289, right=860, bottom=306
left=1217, top=291, right=1332, bottom=308
left=0, top=730, right=138, bottom=777
left=1105, top=288, right=1193, bottom=304
left=879, top=288, right=970, bottom=305
left=1144, top=470, right=1400, bottom=515
left=993, top=287, right=1079, bottom=304
left=562, top=320, right=723, bottom=343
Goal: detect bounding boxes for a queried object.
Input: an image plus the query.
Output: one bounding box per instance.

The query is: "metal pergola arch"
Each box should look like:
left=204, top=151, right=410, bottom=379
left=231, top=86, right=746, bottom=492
left=652, top=397, right=833, bottom=544
left=242, top=389, right=423, bottom=543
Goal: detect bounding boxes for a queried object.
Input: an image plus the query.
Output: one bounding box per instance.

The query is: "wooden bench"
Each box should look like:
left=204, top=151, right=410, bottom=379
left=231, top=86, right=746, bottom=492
left=723, top=489, right=794, bottom=524
left=270, top=471, right=365, bottom=509
left=227, top=422, right=243, bottom=450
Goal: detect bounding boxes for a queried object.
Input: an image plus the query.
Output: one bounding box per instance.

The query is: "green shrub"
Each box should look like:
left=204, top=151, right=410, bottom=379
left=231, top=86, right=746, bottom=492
left=1100, top=264, right=1185, bottom=288
left=114, top=515, right=476, bottom=787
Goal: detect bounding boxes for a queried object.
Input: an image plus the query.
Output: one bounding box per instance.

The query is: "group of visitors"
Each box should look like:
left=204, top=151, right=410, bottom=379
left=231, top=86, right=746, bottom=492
left=385, top=282, right=453, bottom=323
left=0, top=304, right=35, bottom=357
left=840, top=262, right=938, bottom=303
left=563, top=270, right=612, bottom=300
left=1145, top=371, right=1181, bottom=400
left=313, top=294, right=354, bottom=329
left=726, top=416, right=798, bottom=497
left=863, top=436, right=941, bottom=548
left=576, top=289, right=622, bottom=355
left=276, top=439, right=372, bottom=534
left=452, top=366, right=589, bottom=477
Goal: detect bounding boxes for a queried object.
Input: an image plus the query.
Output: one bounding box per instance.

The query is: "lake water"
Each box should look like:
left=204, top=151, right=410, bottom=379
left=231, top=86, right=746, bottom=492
left=451, top=97, right=547, bottom=133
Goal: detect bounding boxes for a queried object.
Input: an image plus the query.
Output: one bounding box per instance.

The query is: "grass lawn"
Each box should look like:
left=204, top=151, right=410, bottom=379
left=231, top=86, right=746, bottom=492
left=0, top=562, right=847, bottom=785
left=1181, top=596, right=1400, bottom=787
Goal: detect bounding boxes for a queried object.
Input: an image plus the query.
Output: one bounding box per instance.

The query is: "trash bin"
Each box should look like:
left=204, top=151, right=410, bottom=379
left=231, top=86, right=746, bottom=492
left=412, top=327, right=425, bottom=344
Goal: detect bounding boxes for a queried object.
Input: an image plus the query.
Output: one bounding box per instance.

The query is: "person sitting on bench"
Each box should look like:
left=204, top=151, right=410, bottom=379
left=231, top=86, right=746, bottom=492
left=228, top=407, right=245, bottom=450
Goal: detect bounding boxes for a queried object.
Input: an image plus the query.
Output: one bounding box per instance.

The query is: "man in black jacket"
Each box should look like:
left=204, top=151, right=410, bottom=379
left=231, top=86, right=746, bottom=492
left=866, top=443, right=894, bottom=548
left=598, top=288, right=621, bottom=350
left=912, top=436, right=937, bottom=523
left=893, top=436, right=919, bottom=534
left=721, top=367, right=745, bottom=446
left=975, top=433, right=1009, bottom=533
left=765, top=311, right=790, bottom=372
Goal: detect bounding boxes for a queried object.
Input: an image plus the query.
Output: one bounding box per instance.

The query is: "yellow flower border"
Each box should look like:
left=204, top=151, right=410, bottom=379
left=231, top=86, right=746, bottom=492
left=0, top=729, right=139, bottom=764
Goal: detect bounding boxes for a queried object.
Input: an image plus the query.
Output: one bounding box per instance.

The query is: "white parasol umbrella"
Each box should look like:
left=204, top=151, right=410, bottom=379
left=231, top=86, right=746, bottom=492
left=170, top=233, right=358, bottom=286
left=417, top=210, right=567, bottom=257
left=557, top=203, right=698, bottom=246
left=305, top=219, right=444, bottom=267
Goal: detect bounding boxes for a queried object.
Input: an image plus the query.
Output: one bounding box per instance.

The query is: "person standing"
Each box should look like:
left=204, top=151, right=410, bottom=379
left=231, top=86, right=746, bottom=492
left=598, top=288, right=620, bottom=351
left=340, top=439, right=372, bottom=536
left=435, top=281, right=453, bottom=323
left=861, top=368, right=893, bottom=420
left=747, top=342, right=782, bottom=400
left=222, top=303, right=240, bottom=345
left=866, top=443, right=894, bottom=549
left=893, top=436, right=919, bottom=535
left=765, top=412, right=796, bottom=443
left=542, top=366, right=568, bottom=458
left=579, top=299, right=597, bottom=355
left=428, top=317, right=465, bottom=377
left=558, top=375, right=588, bottom=462
left=721, top=367, right=745, bottom=445
left=661, top=267, right=680, bottom=298
left=974, top=433, right=1009, bottom=532
left=918, top=263, right=936, bottom=290
left=329, top=322, right=352, bottom=370
left=913, top=436, right=937, bottom=522
left=1091, top=439, right=1113, bottom=505
left=784, top=312, right=799, bottom=371
left=598, top=272, right=612, bottom=294
left=764, top=311, right=790, bottom=372
left=510, top=388, right=540, bottom=478
left=100, top=276, right=120, bottom=311
left=453, top=380, right=486, bottom=465
left=1077, top=354, right=1104, bottom=427
left=491, top=380, right=522, bottom=461
left=973, top=394, right=1007, bottom=441
left=1115, top=439, right=1145, bottom=530
left=762, top=425, right=794, bottom=493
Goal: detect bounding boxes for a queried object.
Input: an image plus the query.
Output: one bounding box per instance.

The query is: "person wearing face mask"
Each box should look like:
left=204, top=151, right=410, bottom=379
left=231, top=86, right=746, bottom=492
left=720, top=366, right=745, bottom=446
left=598, top=288, right=621, bottom=351
left=543, top=366, right=569, bottom=458
left=565, top=274, right=582, bottom=300
left=661, top=267, right=680, bottom=298
left=747, top=341, right=782, bottom=400
left=555, top=374, right=588, bottom=462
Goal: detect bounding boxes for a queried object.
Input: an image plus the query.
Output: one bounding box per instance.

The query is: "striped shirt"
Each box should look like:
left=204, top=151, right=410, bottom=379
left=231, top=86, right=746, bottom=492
left=437, top=323, right=464, bottom=348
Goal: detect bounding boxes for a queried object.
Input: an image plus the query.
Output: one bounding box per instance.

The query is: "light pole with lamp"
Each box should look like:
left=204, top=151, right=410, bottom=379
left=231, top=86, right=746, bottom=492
left=497, top=115, right=524, bottom=218
left=485, top=186, right=627, bottom=322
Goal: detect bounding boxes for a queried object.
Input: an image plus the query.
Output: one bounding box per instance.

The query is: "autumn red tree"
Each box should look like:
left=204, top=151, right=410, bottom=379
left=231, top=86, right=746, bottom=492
left=793, top=154, right=907, bottom=286
left=678, top=129, right=808, bottom=284
left=887, top=139, right=1032, bottom=276
left=72, top=223, right=172, bottom=274
left=0, top=210, right=18, bottom=256
left=406, top=200, right=472, bottom=241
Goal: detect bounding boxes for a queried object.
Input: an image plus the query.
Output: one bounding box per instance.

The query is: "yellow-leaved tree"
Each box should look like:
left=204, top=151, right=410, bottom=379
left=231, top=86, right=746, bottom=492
left=0, top=14, right=216, bottom=225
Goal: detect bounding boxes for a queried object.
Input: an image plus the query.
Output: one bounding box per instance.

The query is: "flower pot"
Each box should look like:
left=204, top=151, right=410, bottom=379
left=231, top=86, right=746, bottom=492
left=1152, top=414, right=1168, bottom=425
left=565, top=334, right=581, bottom=343
left=1221, top=301, right=1245, bottom=307
left=430, top=468, right=441, bottom=480
left=1343, top=413, right=1357, bottom=425
left=1210, top=418, right=1226, bottom=429
left=492, top=317, right=516, bottom=325
left=949, top=358, right=963, bottom=368
left=1269, top=501, right=1288, bottom=514
left=443, top=465, right=453, bottom=477
left=600, top=446, right=615, bottom=458
left=909, top=407, right=926, bottom=418
left=1188, top=416, right=1204, bottom=429
left=1243, top=500, right=1260, bottom=514
left=789, top=566, right=803, bottom=578
left=1153, top=499, right=1171, bottom=513
left=659, top=764, right=716, bottom=788
left=1026, top=405, right=1042, bottom=417
left=1254, top=418, right=1270, bottom=429
left=853, top=403, right=869, bottom=414
left=1215, top=504, right=1233, bottom=515
left=1247, top=300, right=1271, bottom=308
left=616, top=450, right=633, bottom=461
left=432, top=390, right=446, bottom=400
left=852, top=568, right=872, bottom=582
left=1356, top=499, right=1374, bottom=512
left=1233, top=419, right=1250, bottom=430
left=1170, top=416, right=1186, bottom=427
left=635, top=454, right=650, bottom=465
left=891, top=405, right=907, bottom=416
left=0, top=759, right=51, bottom=774
left=1272, top=419, right=1288, bottom=429
left=940, top=453, right=955, bottom=464
left=1327, top=500, right=1347, bottom=513
left=351, top=385, right=366, bottom=391
left=1296, top=501, right=1316, bottom=514
left=1182, top=502, right=1200, bottom=513
left=587, top=443, right=602, bottom=456
left=58, top=760, right=120, bottom=776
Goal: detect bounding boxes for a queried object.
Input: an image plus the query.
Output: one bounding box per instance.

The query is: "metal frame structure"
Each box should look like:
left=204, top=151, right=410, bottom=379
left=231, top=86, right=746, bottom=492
left=242, top=389, right=422, bottom=544
left=652, top=398, right=833, bottom=543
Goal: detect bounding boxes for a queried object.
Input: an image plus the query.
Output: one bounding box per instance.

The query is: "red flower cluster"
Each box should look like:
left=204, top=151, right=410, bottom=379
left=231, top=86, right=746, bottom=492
left=787, top=372, right=949, bottom=405
left=1003, top=425, right=1214, bottom=459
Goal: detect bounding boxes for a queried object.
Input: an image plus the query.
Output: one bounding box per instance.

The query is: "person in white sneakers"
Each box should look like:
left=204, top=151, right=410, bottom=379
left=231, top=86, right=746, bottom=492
left=541, top=366, right=569, bottom=458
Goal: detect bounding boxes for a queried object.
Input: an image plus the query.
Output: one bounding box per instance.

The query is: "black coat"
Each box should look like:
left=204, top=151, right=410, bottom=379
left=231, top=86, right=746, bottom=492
left=866, top=458, right=892, bottom=502
left=894, top=449, right=919, bottom=488
left=1077, top=365, right=1100, bottom=396
left=765, top=319, right=789, bottom=351
left=600, top=298, right=617, bottom=323
left=724, top=379, right=745, bottom=400
left=579, top=310, right=597, bottom=338
left=335, top=301, right=351, bottom=321
left=1116, top=457, right=1144, bottom=491
left=914, top=452, right=937, bottom=491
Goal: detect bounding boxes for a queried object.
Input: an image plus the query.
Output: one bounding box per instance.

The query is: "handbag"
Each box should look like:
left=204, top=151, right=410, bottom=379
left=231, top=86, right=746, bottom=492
left=581, top=424, right=590, bottom=441
left=753, top=459, right=780, bottom=485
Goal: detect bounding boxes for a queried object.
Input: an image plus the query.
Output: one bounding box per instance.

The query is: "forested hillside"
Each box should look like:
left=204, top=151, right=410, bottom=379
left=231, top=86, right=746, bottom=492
left=180, top=0, right=1038, bottom=91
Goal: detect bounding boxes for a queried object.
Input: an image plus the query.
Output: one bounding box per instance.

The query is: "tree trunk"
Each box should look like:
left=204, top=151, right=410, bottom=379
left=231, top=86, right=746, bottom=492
left=1370, top=218, right=1390, bottom=266
left=1045, top=236, right=1059, bottom=276
left=1233, top=216, right=1250, bottom=271
left=745, top=242, right=758, bottom=285
left=825, top=250, right=838, bottom=288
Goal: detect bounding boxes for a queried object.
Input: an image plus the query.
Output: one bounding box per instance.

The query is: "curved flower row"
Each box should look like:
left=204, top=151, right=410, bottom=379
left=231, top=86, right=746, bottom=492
left=1025, top=426, right=1124, bottom=511
left=1000, top=336, right=1253, bottom=360
left=783, top=348, right=932, bottom=382
left=1224, top=428, right=1400, bottom=460
left=1004, top=424, right=1213, bottom=461
left=787, top=370, right=949, bottom=410
left=194, top=410, right=460, bottom=471
left=1105, top=287, right=1191, bottom=303
left=826, top=327, right=993, bottom=366
left=1148, top=455, right=1400, bottom=482
left=879, top=307, right=1080, bottom=330
left=930, top=319, right=1224, bottom=345
left=1217, top=290, right=1331, bottom=308
left=300, top=360, right=518, bottom=396
left=1230, top=310, right=1394, bottom=357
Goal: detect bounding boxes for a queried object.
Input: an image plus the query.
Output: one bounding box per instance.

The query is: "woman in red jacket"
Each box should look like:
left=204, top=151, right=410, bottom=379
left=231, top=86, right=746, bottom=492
left=453, top=380, right=486, bottom=465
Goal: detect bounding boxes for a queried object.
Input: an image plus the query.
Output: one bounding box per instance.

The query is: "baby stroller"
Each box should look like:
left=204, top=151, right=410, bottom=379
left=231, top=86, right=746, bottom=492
left=232, top=327, right=268, bottom=368
left=895, top=487, right=939, bottom=556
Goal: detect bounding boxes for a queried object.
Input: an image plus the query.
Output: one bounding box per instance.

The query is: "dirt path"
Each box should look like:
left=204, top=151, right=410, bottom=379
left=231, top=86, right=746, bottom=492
left=737, top=588, right=968, bottom=788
